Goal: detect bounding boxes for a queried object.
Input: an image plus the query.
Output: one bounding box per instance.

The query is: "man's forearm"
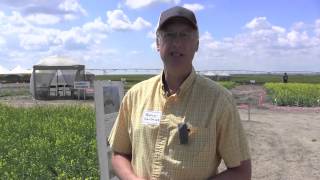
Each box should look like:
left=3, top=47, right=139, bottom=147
left=111, top=152, right=139, bottom=180
left=210, top=160, right=251, bottom=180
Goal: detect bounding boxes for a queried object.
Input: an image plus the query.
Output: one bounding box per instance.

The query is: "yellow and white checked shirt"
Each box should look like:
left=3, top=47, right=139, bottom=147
left=108, top=69, right=250, bottom=180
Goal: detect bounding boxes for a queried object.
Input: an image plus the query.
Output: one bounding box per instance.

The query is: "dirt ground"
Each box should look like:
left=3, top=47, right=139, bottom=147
left=1, top=84, right=320, bottom=179
left=235, top=108, right=320, bottom=180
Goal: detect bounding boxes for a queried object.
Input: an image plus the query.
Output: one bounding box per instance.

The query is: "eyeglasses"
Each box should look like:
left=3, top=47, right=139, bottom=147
left=159, top=31, right=197, bottom=42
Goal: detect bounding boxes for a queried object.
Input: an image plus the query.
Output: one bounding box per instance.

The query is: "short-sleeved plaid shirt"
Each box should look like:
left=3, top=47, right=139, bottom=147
left=108, top=69, right=250, bottom=180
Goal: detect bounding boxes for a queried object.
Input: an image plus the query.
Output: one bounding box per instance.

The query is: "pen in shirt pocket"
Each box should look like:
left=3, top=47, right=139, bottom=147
left=178, top=122, right=199, bottom=144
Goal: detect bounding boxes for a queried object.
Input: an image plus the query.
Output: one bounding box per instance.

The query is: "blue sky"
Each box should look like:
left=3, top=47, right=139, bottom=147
left=0, top=0, right=319, bottom=74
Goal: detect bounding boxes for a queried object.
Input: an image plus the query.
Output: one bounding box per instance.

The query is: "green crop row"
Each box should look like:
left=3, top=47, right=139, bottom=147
left=264, top=83, right=320, bottom=107
left=0, top=104, right=99, bottom=179
left=0, top=89, right=30, bottom=97
left=218, top=81, right=237, bottom=89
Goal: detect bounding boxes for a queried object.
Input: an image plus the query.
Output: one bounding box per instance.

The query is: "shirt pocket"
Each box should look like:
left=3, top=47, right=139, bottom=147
left=168, top=127, right=214, bottom=168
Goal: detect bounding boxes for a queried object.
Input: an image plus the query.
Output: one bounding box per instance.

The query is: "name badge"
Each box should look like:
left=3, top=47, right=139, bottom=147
left=142, top=111, right=162, bottom=125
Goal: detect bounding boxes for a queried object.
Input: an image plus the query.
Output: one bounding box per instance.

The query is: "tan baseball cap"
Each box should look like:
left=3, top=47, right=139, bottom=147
left=157, top=6, right=198, bottom=31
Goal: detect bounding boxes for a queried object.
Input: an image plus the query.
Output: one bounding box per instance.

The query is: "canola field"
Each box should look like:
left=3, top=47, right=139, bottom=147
left=265, top=83, right=320, bottom=107
left=0, top=104, right=99, bottom=179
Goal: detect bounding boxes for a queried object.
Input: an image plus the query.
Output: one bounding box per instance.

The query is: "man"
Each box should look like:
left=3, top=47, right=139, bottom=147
left=283, top=72, right=288, bottom=83
left=108, top=6, right=251, bottom=180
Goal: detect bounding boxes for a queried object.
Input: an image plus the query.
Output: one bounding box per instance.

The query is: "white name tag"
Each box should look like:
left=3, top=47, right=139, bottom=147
left=142, top=110, right=162, bottom=125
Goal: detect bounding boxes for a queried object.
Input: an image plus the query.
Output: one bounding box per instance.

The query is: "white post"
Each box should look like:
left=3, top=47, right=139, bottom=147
left=94, top=81, right=124, bottom=180
left=94, top=81, right=110, bottom=180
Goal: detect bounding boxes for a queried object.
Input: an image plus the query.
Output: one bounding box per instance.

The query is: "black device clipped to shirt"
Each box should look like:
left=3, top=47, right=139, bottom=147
left=178, top=122, right=189, bottom=144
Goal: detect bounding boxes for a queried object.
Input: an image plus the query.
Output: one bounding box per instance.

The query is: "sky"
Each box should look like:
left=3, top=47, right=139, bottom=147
left=0, top=0, right=319, bottom=74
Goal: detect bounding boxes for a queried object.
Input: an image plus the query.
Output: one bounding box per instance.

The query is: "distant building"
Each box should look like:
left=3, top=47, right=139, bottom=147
left=29, top=56, right=94, bottom=100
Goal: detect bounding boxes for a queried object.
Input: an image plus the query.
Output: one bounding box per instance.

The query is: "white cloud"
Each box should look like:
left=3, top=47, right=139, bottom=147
left=6, top=11, right=30, bottom=28
left=25, top=13, right=61, bottom=25
left=272, top=26, right=286, bottom=33
left=0, top=0, right=50, bottom=8
left=245, top=17, right=271, bottom=30
left=0, top=65, right=9, bottom=74
left=107, top=10, right=131, bottom=30
left=0, top=10, right=112, bottom=52
left=0, top=36, right=6, bottom=46
left=9, top=65, right=32, bottom=74
left=243, top=17, right=299, bottom=48
left=292, top=21, right=306, bottom=30
left=183, top=3, right=204, bottom=12
left=83, top=17, right=109, bottom=33
left=19, top=34, right=49, bottom=50
left=107, top=9, right=151, bottom=31
left=315, top=19, right=320, bottom=28
left=59, top=27, right=91, bottom=50
left=315, top=19, right=320, bottom=37
left=285, top=30, right=314, bottom=47
left=125, top=0, right=180, bottom=9
left=193, top=17, right=320, bottom=71
left=287, top=31, right=299, bottom=44
left=132, top=17, right=152, bottom=30
left=58, top=0, right=87, bottom=16
left=1, top=0, right=87, bottom=23
left=63, top=14, right=77, bottom=21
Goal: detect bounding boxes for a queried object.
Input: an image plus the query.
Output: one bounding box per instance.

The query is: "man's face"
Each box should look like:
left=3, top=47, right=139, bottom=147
left=157, top=19, right=199, bottom=73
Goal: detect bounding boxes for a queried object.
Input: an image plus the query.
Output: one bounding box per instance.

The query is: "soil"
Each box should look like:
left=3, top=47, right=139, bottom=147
left=1, top=84, right=320, bottom=179
left=224, top=85, right=320, bottom=180
left=218, top=108, right=320, bottom=180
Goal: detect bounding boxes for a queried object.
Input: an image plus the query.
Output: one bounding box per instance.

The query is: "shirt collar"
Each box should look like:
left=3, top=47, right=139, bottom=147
left=160, top=67, right=196, bottom=97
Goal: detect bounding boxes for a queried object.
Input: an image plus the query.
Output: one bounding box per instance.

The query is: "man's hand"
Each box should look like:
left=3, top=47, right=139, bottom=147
left=111, top=151, right=146, bottom=180
left=209, top=159, right=251, bottom=180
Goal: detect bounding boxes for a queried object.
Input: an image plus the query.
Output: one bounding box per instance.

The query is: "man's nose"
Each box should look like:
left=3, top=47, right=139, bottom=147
left=171, top=37, right=184, bottom=47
